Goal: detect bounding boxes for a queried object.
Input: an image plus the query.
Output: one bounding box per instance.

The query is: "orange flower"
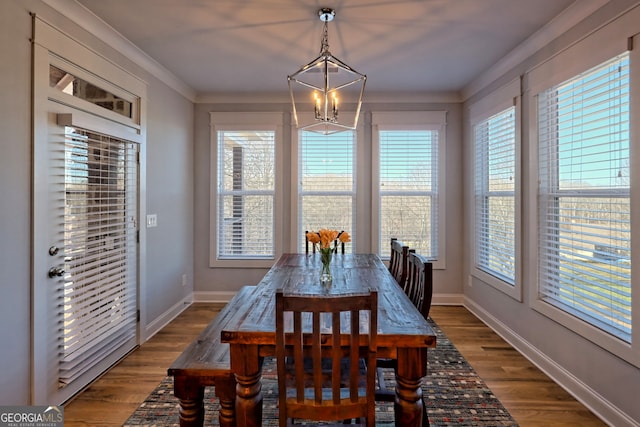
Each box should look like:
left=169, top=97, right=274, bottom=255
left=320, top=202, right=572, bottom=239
left=306, top=232, right=320, bottom=244
left=306, top=229, right=349, bottom=251
left=318, top=228, right=339, bottom=249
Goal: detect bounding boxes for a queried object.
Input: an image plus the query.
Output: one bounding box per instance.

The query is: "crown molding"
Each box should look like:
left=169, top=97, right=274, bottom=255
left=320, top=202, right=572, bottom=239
left=360, top=91, right=462, bottom=104
left=43, top=0, right=196, bottom=102
left=195, top=91, right=462, bottom=105
left=196, top=92, right=291, bottom=104
left=461, top=0, right=611, bottom=101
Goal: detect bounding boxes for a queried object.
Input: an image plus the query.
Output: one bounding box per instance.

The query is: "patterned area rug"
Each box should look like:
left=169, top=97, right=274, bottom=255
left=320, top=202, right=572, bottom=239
left=124, top=319, right=518, bottom=426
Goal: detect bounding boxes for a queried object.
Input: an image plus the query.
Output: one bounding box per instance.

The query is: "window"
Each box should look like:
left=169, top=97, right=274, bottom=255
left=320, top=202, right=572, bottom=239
left=297, top=131, right=355, bottom=253
left=59, top=126, right=138, bottom=386
left=372, top=112, right=446, bottom=267
left=379, top=130, right=438, bottom=256
left=470, top=78, right=521, bottom=299
left=48, top=55, right=141, bottom=131
left=217, top=131, right=274, bottom=258
left=210, top=113, right=283, bottom=267
left=50, top=65, right=133, bottom=119
left=537, top=53, right=631, bottom=343
left=474, top=108, right=516, bottom=280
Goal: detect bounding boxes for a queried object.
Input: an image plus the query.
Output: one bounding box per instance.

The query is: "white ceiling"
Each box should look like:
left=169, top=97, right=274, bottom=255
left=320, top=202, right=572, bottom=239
left=73, top=0, right=584, bottom=98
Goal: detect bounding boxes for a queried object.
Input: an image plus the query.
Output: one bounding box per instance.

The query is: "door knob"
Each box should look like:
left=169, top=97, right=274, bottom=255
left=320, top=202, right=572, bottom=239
left=48, top=267, right=65, bottom=278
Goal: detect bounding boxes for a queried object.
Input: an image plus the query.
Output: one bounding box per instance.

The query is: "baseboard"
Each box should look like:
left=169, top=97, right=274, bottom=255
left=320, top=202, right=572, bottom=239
left=464, top=297, right=636, bottom=427
left=142, top=295, right=192, bottom=342
left=432, top=293, right=464, bottom=306
left=193, top=290, right=241, bottom=303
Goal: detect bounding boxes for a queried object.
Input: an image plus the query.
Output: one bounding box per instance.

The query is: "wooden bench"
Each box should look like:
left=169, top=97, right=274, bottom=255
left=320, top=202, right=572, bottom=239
left=168, top=285, right=257, bottom=427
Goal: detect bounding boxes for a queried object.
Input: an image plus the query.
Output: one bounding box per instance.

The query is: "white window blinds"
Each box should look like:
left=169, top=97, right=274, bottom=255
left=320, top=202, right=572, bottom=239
left=58, top=127, right=138, bottom=386
left=537, top=52, right=631, bottom=341
left=298, top=131, right=355, bottom=252
left=474, top=107, right=516, bottom=284
left=379, top=130, right=438, bottom=258
left=217, top=131, right=275, bottom=259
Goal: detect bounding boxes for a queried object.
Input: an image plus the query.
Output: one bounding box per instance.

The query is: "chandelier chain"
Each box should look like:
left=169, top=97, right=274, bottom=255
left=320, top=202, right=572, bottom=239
left=320, top=20, right=330, bottom=55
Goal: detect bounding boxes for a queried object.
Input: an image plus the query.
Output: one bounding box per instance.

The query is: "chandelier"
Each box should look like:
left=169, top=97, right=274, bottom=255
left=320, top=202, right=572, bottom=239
left=288, top=8, right=366, bottom=135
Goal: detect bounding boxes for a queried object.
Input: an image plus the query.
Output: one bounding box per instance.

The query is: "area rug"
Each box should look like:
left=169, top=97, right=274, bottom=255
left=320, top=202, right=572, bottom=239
left=123, top=318, right=518, bottom=426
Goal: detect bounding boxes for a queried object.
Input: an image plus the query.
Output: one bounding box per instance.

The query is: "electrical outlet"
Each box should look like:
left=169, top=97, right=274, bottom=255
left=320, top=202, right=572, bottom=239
left=181, top=274, right=187, bottom=287
left=146, top=214, right=157, bottom=228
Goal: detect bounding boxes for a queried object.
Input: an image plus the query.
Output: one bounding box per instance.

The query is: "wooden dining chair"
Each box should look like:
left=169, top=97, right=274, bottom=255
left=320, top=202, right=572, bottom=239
left=305, top=230, right=346, bottom=254
left=376, top=250, right=433, bottom=427
left=336, top=230, right=346, bottom=254
left=305, top=230, right=316, bottom=254
left=388, top=238, right=412, bottom=287
left=376, top=238, right=412, bottom=403
left=275, top=289, right=378, bottom=427
left=403, top=252, right=434, bottom=320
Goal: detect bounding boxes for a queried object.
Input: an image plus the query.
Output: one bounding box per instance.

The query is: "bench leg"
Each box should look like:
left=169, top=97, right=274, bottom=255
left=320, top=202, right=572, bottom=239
left=231, top=346, right=263, bottom=427
left=173, top=376, right=205, bottom=427
left=214, top=373, right=237, bottom=427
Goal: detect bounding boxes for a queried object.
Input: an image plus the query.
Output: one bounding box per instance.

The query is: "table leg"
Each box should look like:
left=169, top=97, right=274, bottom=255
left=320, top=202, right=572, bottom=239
left=230, top=344, right=263, bottom=427
left=394, top=348, right=429, bottom=427
left=172, top=376, right=204, bottom=427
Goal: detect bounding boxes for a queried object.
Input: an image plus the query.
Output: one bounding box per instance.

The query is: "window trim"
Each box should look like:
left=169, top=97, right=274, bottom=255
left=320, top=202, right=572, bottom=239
left=35, top=18, right=143, bottom=132
left=209, top=112, right=284, bottom=268
left=527, top=23, right=639, bottom=366
left=290, top=112, right=364, bottom=253
left=469, top=78, right=522, bottom=301
left=371, top=111, right=447, bottom=269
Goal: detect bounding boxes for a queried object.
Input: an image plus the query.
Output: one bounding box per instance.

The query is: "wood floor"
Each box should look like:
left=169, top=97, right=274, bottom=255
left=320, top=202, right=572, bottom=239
left=63, top=304, right=607, bottom=427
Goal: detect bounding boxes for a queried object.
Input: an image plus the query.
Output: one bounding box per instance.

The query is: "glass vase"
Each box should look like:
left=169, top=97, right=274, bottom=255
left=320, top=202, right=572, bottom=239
left=320, top=248, right=333, bottom=285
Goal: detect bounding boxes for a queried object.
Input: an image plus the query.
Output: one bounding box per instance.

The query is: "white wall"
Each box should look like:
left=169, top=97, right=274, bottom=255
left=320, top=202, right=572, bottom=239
left=0, top=0, right=35, bottom=405
left=462, top=0, right=640, bottom=424
left=0, top=0, right=194, bottom=404
left=143, top=76, right=195, bottom=332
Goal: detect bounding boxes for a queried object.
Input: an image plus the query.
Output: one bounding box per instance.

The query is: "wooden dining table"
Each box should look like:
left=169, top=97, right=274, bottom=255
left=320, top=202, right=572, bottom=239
left=220, top=252, right=437, bottom=427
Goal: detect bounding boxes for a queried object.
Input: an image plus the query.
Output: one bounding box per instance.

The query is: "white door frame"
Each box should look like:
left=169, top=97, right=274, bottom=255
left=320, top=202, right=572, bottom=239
left=31, top=15, right=147, bottom=404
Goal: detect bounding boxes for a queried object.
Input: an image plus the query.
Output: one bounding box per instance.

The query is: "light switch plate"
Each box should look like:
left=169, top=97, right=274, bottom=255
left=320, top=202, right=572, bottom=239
left=146, top=214, right=158, bottom=228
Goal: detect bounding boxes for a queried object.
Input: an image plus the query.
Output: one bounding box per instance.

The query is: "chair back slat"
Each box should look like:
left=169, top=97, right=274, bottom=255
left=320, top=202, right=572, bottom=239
left=404, top=252, right=434, bottom=320
left=389, top=238, right=412, bottom=287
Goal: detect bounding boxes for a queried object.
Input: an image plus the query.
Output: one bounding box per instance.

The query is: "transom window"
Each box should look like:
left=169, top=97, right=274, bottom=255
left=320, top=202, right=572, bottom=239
left=50, top=65, right=133, bottom=119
